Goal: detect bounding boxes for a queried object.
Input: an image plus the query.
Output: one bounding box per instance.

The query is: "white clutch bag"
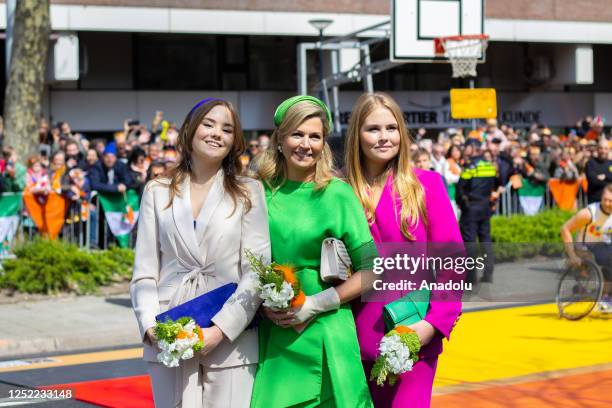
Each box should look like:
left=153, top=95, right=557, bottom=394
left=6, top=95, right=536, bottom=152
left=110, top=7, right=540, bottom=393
left=320, top=238, right=353, bottom=282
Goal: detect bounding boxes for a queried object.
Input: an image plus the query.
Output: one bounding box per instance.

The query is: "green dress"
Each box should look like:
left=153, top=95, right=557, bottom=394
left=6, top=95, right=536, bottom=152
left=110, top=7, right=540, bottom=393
left=251, top=178, right=378, bottom=408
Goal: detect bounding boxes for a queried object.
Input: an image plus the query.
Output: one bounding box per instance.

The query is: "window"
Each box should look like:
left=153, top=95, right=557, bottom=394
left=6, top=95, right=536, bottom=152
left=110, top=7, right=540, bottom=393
left=134, top=34, right=217, bottom=90
left=249, top=36, right=296, bottom=90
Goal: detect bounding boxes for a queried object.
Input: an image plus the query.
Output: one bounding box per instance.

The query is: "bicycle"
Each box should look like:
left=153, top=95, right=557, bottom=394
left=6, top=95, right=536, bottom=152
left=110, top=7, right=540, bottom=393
left=556, top=256, right=605, bottom=320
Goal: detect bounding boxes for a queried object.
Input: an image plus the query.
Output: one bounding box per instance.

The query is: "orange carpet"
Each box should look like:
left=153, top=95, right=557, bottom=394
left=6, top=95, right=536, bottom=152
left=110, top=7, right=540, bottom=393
left=433, top=369, right=612, bottom=408
left=41, top=375, right=153, bottom=408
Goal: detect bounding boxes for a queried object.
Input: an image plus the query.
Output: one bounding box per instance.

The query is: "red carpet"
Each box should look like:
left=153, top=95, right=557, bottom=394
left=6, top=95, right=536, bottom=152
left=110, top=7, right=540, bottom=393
left=41, top=375, right=154, bottom=407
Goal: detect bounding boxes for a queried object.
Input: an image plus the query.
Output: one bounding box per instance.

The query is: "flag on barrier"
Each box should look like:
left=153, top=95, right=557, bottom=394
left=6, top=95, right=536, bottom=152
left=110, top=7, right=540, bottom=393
left=548, top=179, right=581, bottom=211
left=98, top=189, right=140, bottom=248
left=0, top=193, right=21, bottom=255
left=23, top=192, right=68, bottom=240
left=518, top=178, right=545, bottom=215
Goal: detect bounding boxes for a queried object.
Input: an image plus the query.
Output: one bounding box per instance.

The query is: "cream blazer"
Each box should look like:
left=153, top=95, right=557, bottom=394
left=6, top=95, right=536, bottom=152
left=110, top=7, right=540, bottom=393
left=130, top=170, right=270, bottom=369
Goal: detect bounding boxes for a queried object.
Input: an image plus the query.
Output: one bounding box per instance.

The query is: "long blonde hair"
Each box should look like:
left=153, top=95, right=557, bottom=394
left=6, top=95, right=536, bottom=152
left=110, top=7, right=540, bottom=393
left=344, top=93, right=427, bottom=240
left=162, top=99, right=251, bottom=215
left=257, top=100, right=335, bottom=190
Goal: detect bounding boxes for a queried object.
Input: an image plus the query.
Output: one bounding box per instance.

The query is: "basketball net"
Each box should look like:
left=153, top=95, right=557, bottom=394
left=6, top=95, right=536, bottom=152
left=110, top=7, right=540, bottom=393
left=435, top=35, right=489, bottom=78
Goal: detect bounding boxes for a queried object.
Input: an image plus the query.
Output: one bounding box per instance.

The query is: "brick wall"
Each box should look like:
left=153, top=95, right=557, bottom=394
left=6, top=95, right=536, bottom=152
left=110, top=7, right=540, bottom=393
left=50, top=0, right=612, bottom=23
left=487, top=0, right=612, bottom=22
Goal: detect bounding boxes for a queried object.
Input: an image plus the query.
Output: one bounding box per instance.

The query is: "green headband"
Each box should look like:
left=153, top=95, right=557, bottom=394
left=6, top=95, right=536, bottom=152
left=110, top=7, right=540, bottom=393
left=273, top=95, right=333, bottom=129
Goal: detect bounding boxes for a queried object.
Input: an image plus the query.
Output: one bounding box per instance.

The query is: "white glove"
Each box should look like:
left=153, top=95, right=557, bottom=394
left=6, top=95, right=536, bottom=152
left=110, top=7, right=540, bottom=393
left=291, top=288, right=341, bottom=326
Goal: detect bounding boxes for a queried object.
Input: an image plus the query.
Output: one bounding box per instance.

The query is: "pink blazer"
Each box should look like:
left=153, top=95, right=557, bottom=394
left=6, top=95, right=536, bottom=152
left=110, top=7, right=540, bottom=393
left=353, top=168, right=464, bottom=360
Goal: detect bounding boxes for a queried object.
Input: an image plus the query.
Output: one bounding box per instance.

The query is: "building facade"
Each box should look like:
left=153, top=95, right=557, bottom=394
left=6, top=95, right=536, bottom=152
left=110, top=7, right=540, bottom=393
left=1, top=0, right=612, bottom=135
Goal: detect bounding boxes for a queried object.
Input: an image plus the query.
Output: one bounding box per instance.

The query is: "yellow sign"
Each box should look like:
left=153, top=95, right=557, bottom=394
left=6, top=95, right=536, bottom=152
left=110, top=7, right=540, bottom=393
left=450, top=88, right=497, bottom=119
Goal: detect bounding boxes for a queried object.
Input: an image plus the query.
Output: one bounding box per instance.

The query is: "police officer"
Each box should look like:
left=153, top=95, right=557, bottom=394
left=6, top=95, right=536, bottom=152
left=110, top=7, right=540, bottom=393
left=456, top=138, right=498, bottom=283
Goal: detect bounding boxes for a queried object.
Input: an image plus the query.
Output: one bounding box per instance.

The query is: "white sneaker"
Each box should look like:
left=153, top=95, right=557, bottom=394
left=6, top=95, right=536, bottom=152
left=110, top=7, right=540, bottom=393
left=596, top=301, right=612, bottom=313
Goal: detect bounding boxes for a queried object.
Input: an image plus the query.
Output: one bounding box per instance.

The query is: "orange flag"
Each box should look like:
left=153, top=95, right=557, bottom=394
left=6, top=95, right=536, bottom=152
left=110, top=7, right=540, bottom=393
left=581, top=177, right=588, bottom=193
left=23, top=192, right=68, bottom=240
left=548, top=179, right=580, bottom=211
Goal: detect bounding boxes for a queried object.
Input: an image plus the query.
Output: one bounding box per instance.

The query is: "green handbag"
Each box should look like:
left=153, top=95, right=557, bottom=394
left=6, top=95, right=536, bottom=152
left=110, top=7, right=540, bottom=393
left=383, top=289, right=431, bottom=331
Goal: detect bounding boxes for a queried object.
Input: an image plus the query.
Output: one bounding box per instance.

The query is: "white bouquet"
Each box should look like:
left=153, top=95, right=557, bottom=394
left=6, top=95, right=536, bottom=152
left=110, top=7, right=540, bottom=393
left=245, top=249, right=305, bottom=311
left=260, top=281, right=295, bottom=309
left=370, top=326, right=421, bottom=386
left=154, top=317, right=204, bottom=368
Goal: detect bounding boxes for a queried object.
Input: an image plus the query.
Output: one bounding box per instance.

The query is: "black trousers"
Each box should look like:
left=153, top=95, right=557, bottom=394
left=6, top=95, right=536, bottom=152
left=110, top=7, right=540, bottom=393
left=586, top=243, right=612, bottom=281
left=460, top=209, right=495, bottom=282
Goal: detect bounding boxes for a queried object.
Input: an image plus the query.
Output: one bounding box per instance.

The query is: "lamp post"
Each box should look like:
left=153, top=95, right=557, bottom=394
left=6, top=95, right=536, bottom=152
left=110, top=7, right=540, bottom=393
left=308, top=19, right=333, bottom=101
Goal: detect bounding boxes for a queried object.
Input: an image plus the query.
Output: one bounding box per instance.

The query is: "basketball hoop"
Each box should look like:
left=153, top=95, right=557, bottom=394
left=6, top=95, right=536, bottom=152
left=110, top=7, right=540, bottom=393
left=435, top=34, right=489, bottom=78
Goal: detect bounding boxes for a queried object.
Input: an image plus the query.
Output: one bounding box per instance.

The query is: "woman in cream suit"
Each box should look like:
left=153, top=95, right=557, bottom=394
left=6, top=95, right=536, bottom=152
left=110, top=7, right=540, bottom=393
left=130, top=98, right=270, bottom=408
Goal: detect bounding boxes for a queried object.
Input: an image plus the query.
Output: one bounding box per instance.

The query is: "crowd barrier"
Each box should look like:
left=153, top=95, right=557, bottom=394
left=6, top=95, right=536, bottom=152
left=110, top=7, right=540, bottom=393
left=493, top=178, right=589, bottom=217
left=0, top=190, right=138, bottom=253
left=0, top=177, right=593, bottom=254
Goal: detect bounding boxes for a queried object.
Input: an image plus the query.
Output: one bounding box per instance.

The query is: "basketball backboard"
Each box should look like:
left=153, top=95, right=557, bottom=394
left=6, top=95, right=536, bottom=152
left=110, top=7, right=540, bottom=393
left=391, top=0, right=485, bottom=62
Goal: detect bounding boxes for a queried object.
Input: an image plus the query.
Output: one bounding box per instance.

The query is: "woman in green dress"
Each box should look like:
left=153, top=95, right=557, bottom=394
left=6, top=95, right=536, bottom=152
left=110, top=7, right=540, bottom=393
left=250, top=96, right=378, bottom=408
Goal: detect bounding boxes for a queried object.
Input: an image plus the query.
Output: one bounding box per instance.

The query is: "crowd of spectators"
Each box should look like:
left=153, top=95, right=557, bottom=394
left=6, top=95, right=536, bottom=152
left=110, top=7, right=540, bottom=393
left=0, top=110, right=610, bottom=246
left=406, top=116, right=612, bottom=216
left=0, top=112, right=183, bottom=202
left=0, top=112, right=185, bottom=247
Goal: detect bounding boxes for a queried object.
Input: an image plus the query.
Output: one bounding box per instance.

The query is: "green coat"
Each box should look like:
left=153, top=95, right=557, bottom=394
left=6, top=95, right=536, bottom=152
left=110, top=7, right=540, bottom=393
left=251, top=178, right=377, bottom=408
left=3, top=162, right=26, bottom=192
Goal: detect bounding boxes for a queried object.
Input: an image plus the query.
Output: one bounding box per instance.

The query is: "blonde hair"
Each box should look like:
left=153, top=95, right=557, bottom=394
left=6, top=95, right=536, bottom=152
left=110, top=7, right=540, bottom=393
left=162, top=99, right=251, bottom=215
left=257, top=100, right=335, bottom=190
left=344, top=92, right=427, bottom=240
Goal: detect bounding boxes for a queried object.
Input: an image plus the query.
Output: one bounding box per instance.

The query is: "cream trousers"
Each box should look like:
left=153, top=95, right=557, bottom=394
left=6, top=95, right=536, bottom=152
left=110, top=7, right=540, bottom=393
left=147, top=362, right=257, bottom=408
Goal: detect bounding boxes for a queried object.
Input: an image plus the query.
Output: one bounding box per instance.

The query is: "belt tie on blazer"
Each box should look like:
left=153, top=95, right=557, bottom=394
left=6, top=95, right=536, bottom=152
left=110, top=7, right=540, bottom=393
left=170, top=259, right=216, bottom=408
left=169, top=260, right=216, bottom=309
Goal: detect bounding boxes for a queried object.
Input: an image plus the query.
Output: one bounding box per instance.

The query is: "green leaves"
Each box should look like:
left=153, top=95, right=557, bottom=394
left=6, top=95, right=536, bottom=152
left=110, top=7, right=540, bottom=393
left=0, top=239, right=134, bottom=294
left=370, top=356, right=390, bottom=386
left=244, top=248, right=301, bottom=294
left=193, top=326, right=204, bottom=352
left=155, top=319, right=181, bottom=343
left=491, top=210, right=572, bottom=261
left=398, top=332, right=421, bottom=359
left=154, top=317, right=205, bottom=351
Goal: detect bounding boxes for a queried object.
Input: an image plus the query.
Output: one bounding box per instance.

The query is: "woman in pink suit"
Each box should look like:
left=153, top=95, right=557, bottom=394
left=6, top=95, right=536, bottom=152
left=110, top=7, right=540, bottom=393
left=345, top=93, right=464, bottom=407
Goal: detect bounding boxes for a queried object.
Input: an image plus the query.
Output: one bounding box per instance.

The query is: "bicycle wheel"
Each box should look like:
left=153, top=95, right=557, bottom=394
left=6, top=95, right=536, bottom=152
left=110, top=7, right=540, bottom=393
left=556, top=260, right=604, bottom=320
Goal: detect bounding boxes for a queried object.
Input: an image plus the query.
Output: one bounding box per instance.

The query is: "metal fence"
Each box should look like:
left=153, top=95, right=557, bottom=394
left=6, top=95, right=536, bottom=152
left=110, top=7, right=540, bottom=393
left=494, top=179, right=589, bottom=217
left=0, top=178, right=593, bottom=253
left=4, top=191, right=138, bottom=252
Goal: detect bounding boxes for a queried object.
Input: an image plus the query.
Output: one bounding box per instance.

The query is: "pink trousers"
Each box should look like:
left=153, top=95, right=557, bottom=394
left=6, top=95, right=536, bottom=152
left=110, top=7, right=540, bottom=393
left=363, top=356, right=439, bottom=408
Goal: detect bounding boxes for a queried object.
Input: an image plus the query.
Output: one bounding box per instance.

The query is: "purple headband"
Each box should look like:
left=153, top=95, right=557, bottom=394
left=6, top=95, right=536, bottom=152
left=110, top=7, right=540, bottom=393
left=188, top=97, right=223, bottom=117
